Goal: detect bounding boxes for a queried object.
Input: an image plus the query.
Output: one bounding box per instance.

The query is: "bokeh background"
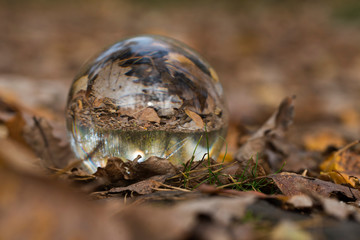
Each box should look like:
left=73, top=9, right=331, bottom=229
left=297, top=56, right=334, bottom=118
left=1, top=0, right=360, bottom=150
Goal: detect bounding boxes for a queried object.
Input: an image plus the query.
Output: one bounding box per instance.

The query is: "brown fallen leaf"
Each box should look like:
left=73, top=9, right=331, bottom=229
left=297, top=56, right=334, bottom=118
left=284, top=191, right=360, bottom=222
left=135, top=107, right=161, bottom=123
left=94, top=156, right=179, bottom=187
left=340, top=108, right=360, bottom=130
left=270, top=172, right=360, bottom=201
left=234, top=96, right=321, bottom=174
left=0, top=97, right=27, bottom=145
left=3, top=110, right=26, bottom=145
left=116, top=195, right=257, bottom=240
left=94, top=157, right=138, bottom=183
left=176, top=195, right=257, bottom=225
left=315, top=195, right=360, bottom=221
left=108, top=175, right=169, bottom=195
left=0, top=155, right=123, bottom=240
left=23, top=117, right=74, bottom=169
left=0, top=76, right=68, bottom=117
left=234, top=96, right=295, bottom=177
left=0, top=138, right=42, bottom=175
left=184, top=109, right=204, bottom=128
left=137, top=156, right=179, bottom=177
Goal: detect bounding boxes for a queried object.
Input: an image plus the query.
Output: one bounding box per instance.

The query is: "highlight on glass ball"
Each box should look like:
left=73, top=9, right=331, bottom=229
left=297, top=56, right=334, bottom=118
left=66, top=35, right=228, bottom=173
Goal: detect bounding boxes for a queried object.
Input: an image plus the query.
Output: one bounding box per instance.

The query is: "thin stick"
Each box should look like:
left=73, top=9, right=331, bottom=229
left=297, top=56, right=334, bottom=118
left=154, top=183, right=191, bottom=192
left=217, top=175, right=271, bottom=189
left=335, top=140, right=360, bottom=157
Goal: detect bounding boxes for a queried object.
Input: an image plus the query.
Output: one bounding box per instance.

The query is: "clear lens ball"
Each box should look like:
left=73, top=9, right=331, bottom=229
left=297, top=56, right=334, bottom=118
left=66, top=35, right=228, bottom=173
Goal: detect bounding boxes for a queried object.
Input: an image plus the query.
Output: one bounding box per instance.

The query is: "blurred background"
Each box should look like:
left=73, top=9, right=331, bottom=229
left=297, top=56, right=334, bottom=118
left=1, top=0, right=360, bottom=149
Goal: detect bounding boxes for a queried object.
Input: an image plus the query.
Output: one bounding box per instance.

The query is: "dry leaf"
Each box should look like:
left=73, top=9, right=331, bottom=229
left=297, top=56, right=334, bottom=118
left=184, top=109, right=204, bottom=128
left=340, top=108, right=360, bottom=129
left=94, top=156, right=178, bottom=187
left=23, top=117, right=74, bottom=169
left=116, top=195, right=257, bottom=240
left=302, top=191, right=360, bottom=222
left=234, top=96, right=295, bottom=176
left=0, top=139, right=41, bottom=174
left=286, top=195, right=313, bottom=209
left=120, top=107, right=161, bottom=124
left=0, top=97, right=26, bottom=144
left=320, top=141, right=360, bottom=187
left=303, top=130, right=345, bottom=151
left=270, top=172, right=360, bottom=200
left=271, top=221, right=312, bottom=240
left=284, top=191, right=360, bottom=221
left=135, top=107, right=160, bottom=123
left=108, top=175, right=169, bottom=195
left=321, top=197, right=360, bottom=220
left=0, top=163, right=123, bottom=240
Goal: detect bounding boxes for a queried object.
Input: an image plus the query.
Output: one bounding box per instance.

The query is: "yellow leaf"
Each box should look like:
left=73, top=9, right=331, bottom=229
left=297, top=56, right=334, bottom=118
left=319, top=141, right=360, bottom=188
left=303, top=131, right=345, bottom=152
left=218, top=152, right=233, bottom=163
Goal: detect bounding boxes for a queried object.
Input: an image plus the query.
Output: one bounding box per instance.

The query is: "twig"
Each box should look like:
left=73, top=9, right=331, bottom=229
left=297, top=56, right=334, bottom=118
left=216, top=175, right=272, bottom=189
left=153, top=183, right=191, bottom=192
left=335, top=140, right=360, bottom=157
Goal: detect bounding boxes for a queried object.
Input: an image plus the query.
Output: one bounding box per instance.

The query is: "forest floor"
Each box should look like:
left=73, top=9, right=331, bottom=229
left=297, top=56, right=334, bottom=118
left=1, top=1, right=360, bottom=239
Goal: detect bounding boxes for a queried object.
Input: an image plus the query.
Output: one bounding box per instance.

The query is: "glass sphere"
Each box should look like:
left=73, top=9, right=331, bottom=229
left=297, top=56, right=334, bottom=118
left=66, top=35, right=228, bottom=173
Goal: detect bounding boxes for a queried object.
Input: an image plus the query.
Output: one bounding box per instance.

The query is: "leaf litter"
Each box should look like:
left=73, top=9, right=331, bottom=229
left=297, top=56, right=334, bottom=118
left=3, top=82, right=360, bottom=239
left=3, top=86, right=360, bottom=239
left=3, top=1, right=360, bottom=237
